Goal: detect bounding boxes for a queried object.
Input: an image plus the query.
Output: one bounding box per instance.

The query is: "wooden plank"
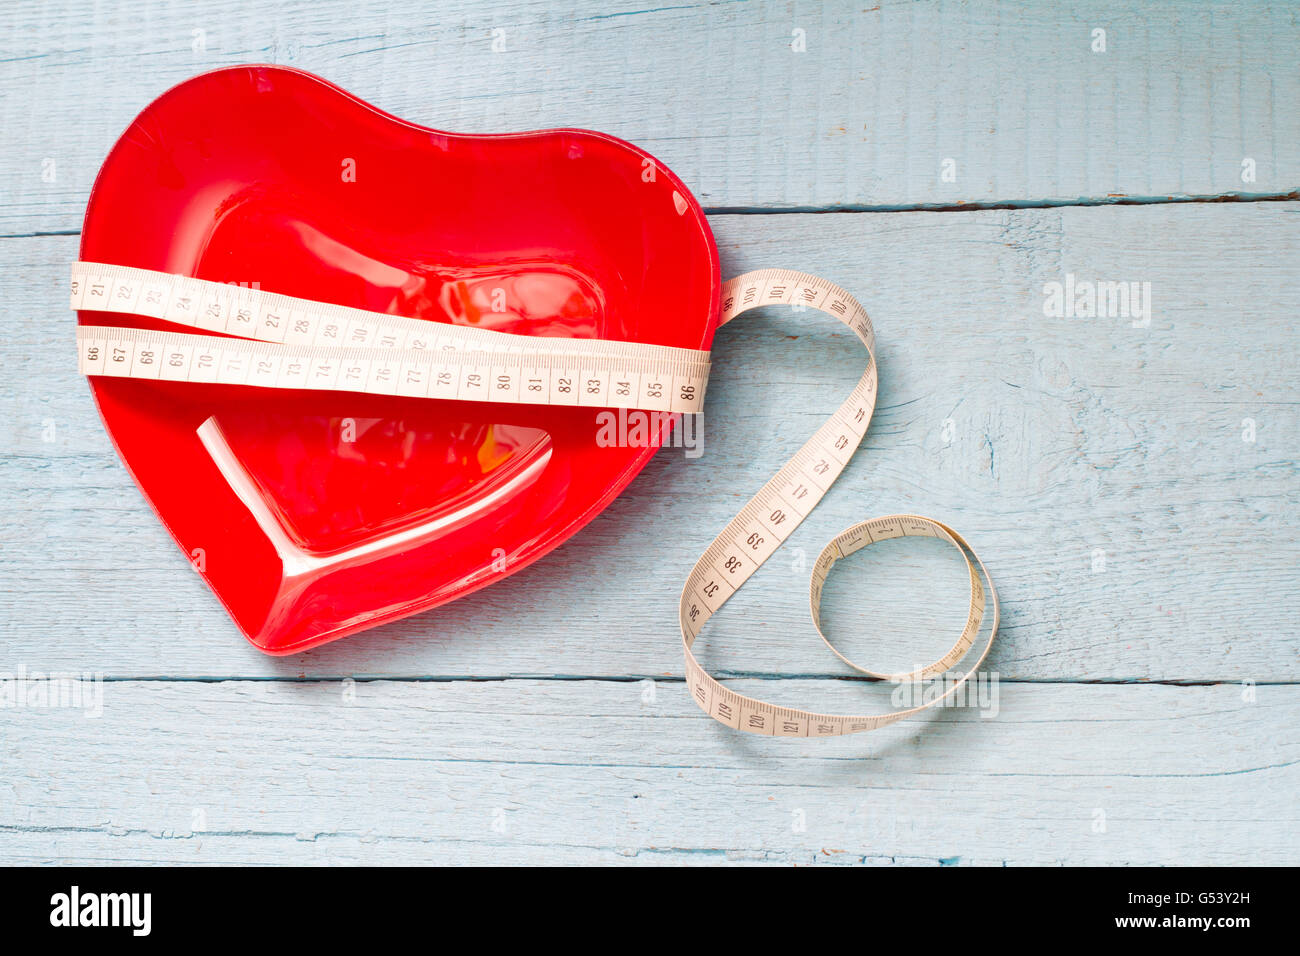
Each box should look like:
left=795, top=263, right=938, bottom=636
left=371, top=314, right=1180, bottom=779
left=0, top=680, right=1294, bottom=865
left=2, top=0, right=1296, bottom=234
left=1, top=200, right=1297, bottom=680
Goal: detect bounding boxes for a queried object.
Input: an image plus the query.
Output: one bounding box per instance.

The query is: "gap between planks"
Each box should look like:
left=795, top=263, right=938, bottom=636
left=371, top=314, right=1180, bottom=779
left=4, top=190, right=1297, bottom=240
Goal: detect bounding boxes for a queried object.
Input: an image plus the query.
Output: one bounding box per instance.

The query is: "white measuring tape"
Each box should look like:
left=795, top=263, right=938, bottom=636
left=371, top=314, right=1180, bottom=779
left=72, top=261, right=997, bottom=737
left=70, top=263, right=711, bottom=413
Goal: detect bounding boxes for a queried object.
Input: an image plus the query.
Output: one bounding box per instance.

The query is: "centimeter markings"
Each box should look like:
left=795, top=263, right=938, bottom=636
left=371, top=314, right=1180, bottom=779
left=76, top=325, right=707, bottom=412
left=71, top=262, right=710, bottom=414
left=70, top=261, right=998, bottom=739
left=70, top=262, right=713, bottom=365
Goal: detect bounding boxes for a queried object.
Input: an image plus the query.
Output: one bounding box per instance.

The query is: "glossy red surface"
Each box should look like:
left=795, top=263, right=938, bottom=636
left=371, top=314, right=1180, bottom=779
left=79, top=66, right=719, bottom=654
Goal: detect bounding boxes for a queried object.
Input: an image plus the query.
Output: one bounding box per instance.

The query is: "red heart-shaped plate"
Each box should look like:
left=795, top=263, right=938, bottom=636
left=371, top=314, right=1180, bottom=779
left=78, top=65, right=719, bottom=653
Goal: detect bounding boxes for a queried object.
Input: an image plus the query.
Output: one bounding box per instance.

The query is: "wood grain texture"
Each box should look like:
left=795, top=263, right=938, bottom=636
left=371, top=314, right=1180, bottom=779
left=1, top=0, right=1297, bottom=234
left=2, top=203, right=1296, bottom=680
left=1, top=680, right=1295, bottom=865
left=1, top=0, right=1296, bottom=867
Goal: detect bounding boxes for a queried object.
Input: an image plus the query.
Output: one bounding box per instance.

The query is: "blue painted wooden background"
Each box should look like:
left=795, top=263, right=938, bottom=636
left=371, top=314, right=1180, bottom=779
left=0, top=0, right=1296, bottom=864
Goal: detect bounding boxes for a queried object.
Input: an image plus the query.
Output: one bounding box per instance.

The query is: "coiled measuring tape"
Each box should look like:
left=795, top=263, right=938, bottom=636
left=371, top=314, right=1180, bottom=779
left=71, top=261, right=998, bottom=737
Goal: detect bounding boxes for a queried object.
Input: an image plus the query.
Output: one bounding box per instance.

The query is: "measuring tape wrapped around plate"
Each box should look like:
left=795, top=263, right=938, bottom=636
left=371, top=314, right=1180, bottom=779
left=71, top=261, right=998, bottom=737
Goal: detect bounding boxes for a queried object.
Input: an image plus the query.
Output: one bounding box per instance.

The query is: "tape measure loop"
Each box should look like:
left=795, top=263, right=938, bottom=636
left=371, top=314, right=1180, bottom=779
left=809, top=515, right=986, bottom=684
